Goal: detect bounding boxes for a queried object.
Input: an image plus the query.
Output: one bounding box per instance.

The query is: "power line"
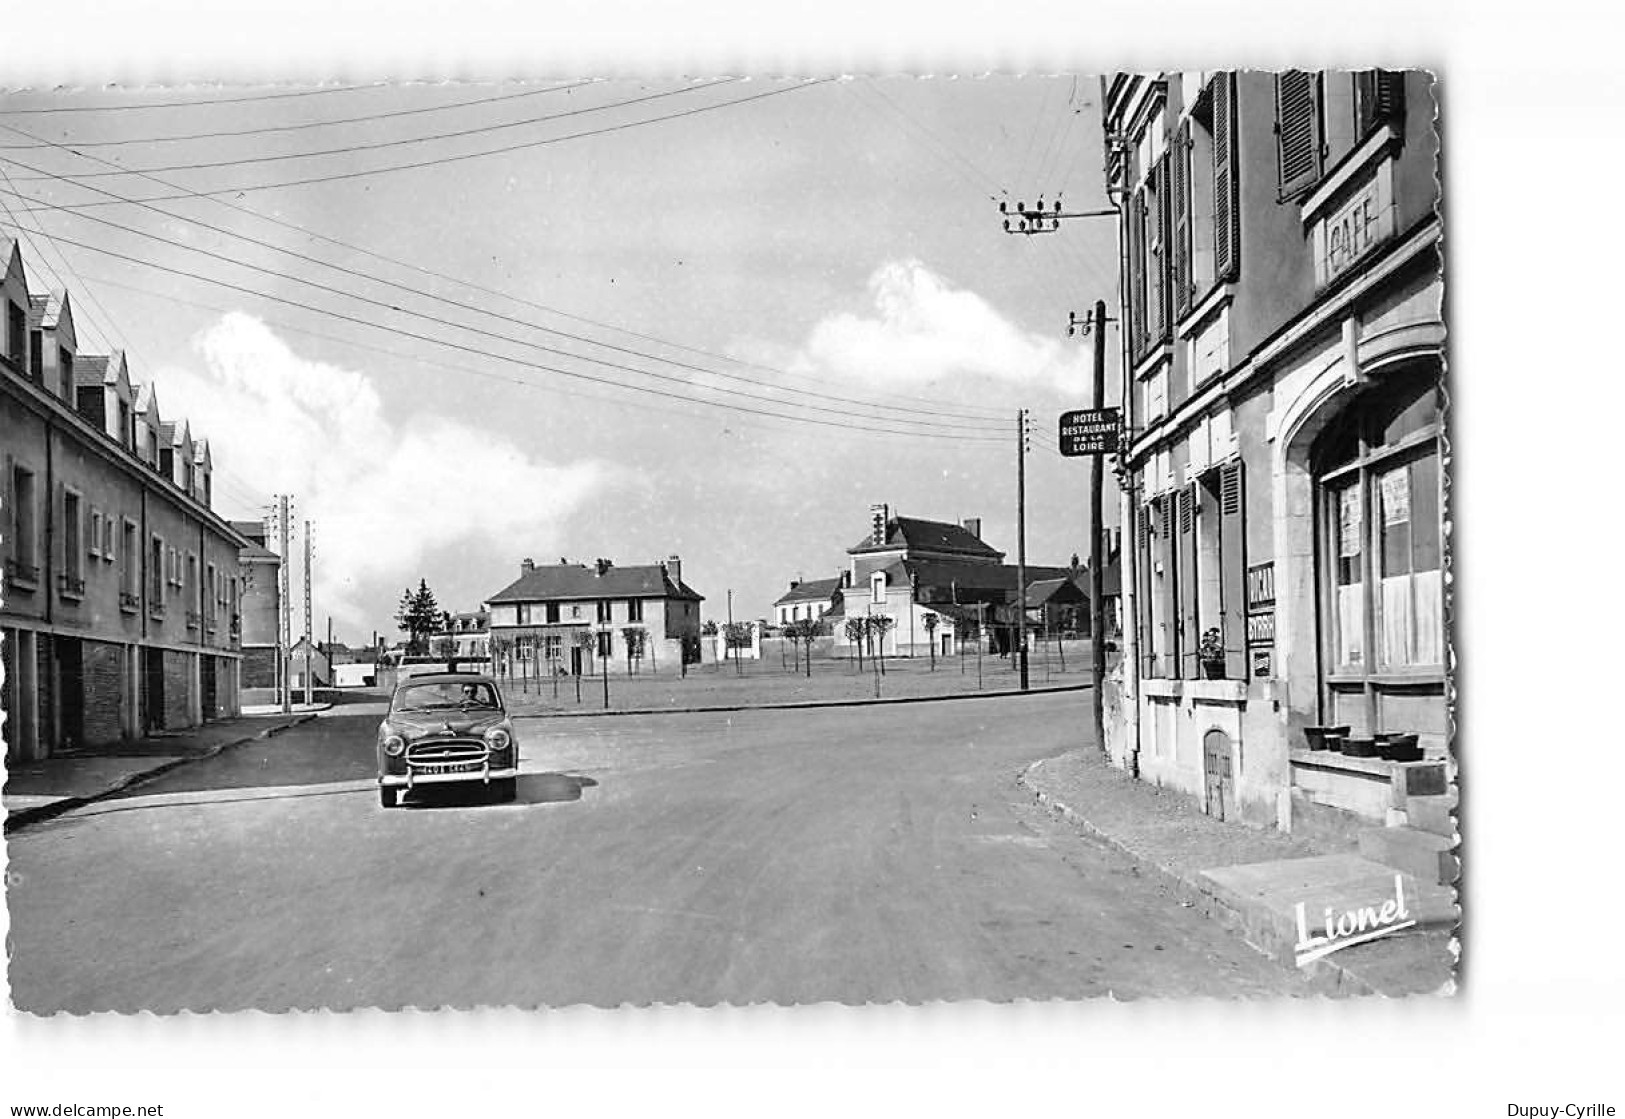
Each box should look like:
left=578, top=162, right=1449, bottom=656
left=0, top=81, right=601, bottom=149
left=0, top=185, right=1002, bottom=435
left=0, top=83, right=390, bottom=115
left=2, top=79, right=835, bottom=203
left=3, top=79, right=739, bottom=180
left=2, top=219, right=1008, bottom=443
left=847, top=80, right=1005, bottom=200
left=0, top=127, right=1006, bottom=428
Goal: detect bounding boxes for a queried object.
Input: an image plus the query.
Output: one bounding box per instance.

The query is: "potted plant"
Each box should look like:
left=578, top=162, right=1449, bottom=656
left=1198, top=628, right=1226, bottom=679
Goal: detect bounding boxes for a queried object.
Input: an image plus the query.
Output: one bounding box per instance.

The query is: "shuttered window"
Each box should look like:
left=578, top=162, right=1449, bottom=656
left=1176, top=482, right=1198, bottom=678
left=1218, top=461, right=1247, bottom=678
left=1211, top=72, right=1240, bottom=281
left=1354, top=70, right=1406, bottom=139
left=1171, top=118, right=1193, bottom=322
left=1275, top=70, right=1324, bottom=200
left=1148, top=154, right=1170, bottom=346
left=1128, top=184, right=1148, bottom=362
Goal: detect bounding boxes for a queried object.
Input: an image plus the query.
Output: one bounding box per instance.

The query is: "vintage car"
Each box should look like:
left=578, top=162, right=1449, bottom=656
left=376, top=672, right=518, bottom=807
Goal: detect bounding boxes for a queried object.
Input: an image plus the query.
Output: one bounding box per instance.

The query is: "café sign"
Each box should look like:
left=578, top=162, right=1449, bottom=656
left=1313, top=160, right=1396, bottom=289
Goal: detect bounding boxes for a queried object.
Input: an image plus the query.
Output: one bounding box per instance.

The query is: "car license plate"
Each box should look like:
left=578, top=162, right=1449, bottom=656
left=416, top=762, right=481, bottom=775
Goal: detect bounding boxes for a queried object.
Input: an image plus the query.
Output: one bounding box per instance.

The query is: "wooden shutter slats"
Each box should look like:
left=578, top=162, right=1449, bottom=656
left=1177, top=482, right=1198, bottom=678
left=1171, top=119, right=1192, bottom=321
left=1212, top=72, right=1240, bottom=282
left=1276, top=70, right=1323, bottom=200
left=1219, top=462, right=1247, bottom=679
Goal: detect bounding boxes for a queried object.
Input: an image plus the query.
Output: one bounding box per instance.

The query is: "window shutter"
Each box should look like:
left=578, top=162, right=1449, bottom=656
left=1176, top=482, right=1199, bottom=678
left=1211, top=72, right=1240, bottom=282
left=1149, top=155, right=1170, bottom=344
left=1171, top=119, right=1193, bottom=321
left=1219, top=461, right=1247, bottom=679
left=1137, top=503, right=1154, bottom=677
left=1128, top=187, right=1148, bottom=362
left=1356, top=69, right=1406, bottom=137
left=1275, top=70, right=1323, bottom=200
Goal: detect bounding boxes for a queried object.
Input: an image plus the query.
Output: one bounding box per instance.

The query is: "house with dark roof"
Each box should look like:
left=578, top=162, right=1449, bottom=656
left=232, top=518, right=283, bottom=693
left=485, top=555, right=703, bottom=675
left=826, top=504, right=1121, bottom=658
left=772, top=575, right=845, bottom=628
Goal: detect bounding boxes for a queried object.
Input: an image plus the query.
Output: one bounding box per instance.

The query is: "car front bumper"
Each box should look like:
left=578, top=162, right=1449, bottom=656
left=379, top=766, right=520, bottom=790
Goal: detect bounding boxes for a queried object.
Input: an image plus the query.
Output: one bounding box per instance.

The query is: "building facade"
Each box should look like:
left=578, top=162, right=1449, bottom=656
left=1102, top=71, right=1446, bottom=838
left=3, top=238, right=252, bottom=761
left=232, top=518, right=283, bottom=695
left=772, top=576, right=844, bottom=629
left=484, top=555, right=703, bottom=675
left=824, top=504, right=1116, bottom=658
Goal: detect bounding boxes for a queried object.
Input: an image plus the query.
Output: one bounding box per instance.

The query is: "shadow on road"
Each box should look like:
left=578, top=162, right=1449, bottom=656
left=398, top=773, right=599, bottom=810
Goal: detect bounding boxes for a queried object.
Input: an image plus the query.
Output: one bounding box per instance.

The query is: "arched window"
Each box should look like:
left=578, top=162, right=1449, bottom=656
left=1313, top=365, right=1444, bottom=732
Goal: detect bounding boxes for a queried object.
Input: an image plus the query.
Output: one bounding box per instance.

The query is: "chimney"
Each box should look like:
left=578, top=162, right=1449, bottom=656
left=594, top=557, right=612, bottom=576
left=789, top=578, right=801, bottom=591
left=666, top=554, right=682, bottom=585
left=962, top=517, right=982, bottom=540
left=869, top=503, right=889, bottom=546
left=521, top=557, right=535, bottom=575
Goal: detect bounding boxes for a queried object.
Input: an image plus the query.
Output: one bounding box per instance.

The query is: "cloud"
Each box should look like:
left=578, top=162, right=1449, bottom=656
left=781, top=260, right=1090, bottom=395
left=153, top=313, right=614, bottom=629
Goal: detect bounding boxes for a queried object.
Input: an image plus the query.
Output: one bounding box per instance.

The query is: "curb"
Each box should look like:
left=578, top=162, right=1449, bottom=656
left=511, top=682, right=1090, bottom=720
left=1018, top=755, right=1391, bottom=997
left=4, top=714, right=319, bottom=835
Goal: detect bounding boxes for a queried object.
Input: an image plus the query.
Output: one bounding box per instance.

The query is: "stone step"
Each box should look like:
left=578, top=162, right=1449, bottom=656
left=1404, top=795, right=1457, bottom=839
left=1359, top=825, right=1457, bottom=885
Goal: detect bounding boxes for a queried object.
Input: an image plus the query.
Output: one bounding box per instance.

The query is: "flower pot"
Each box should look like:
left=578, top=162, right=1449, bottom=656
left=1341, top=736, right=1379, bottom=758
left=1374, top=733, right=1419, bottom=760
left=1200, top=660, right=1226, bottom=680
left=1304, top=725, right=1351, bottom=752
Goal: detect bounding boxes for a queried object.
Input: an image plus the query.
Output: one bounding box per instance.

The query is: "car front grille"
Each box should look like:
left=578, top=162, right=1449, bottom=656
left=405, top=739, right=489, bottom=767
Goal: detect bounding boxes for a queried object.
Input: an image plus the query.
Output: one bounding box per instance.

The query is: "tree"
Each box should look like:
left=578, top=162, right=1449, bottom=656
left=722, top=621, right=753, bottom=676
left=922, top=612, right=939, bottom=671
left=844, top=617, right=866, bottom=671
left=394, top=579, right=440, bottom=656
left=868, top=615, right=894, bottom=675
left=571, top=629, right=596, bottom=703
left=621, top=626, right=647, bottom=676
left=791, top=617, right=818, bottom=678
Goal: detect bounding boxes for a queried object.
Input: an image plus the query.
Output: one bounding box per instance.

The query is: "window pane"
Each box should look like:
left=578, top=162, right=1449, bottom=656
left=1332, top=483, right=1363, bottom=666
left=1410, top=452, right=1441, bottom=573
left=1378, top=465, right=1412, bottom=577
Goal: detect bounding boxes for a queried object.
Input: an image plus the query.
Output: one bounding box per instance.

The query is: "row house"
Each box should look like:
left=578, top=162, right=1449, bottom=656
left=484, top=555, right=704, bottom=675
left=2, top=237, right=256, bottom=761
left=1102, top=71, right=1446, bottom=848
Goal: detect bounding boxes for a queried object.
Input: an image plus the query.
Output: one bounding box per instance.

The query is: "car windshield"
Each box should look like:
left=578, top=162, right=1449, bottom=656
left=393, top=681, right=499, bottom=712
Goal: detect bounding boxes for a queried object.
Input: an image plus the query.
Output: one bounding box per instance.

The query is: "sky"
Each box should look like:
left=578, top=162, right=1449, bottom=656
left=0, top=76, right=1124, bottom=645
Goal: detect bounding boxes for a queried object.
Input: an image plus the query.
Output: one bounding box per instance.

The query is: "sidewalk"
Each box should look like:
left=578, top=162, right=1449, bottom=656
left=4, top=711, right=318, bottom=833
left=1020, top=749, right=1459, bottom=997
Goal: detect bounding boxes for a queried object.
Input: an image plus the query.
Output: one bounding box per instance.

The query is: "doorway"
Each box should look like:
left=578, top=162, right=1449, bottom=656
left=1202, top=728, right=1234, bottom=822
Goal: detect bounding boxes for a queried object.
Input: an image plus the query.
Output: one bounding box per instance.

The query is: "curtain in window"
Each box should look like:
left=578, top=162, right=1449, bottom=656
left=1377, top=454, right=1442, bottom=669
left=1334, top=483, right=1364, bottom=667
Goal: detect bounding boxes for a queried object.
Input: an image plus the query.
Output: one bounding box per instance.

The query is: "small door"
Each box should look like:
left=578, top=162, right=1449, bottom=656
left=142, top=647, right=165, bottom=734
left=1202, top=728, right=1234, bottom=822
left=200, top=655, right=218, bottom=719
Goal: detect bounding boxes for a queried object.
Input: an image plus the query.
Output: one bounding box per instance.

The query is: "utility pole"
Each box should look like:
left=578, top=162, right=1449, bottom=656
left=302, top=520, right=313, bottom=707
left=1090, top=298, right=1108, bottom=757
left=1016, top=409, right=1030, bottom=692
left=278, top=494, right=291, bottom=715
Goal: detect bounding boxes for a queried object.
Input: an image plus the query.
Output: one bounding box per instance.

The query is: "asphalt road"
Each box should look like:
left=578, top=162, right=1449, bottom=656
left=7, top=692, right=1314, bottom=1012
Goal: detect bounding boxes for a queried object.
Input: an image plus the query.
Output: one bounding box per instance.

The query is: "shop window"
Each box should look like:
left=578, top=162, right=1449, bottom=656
left=1316, top=371, right=1443, bottom=683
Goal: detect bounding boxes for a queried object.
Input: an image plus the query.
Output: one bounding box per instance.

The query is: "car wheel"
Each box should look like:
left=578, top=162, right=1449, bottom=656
left=380, top=785, right=398, bottom=808
left=491, top=778, right=517, bottom=803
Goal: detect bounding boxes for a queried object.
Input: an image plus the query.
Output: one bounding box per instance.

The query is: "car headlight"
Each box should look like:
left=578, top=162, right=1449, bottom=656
left=484, top=726, right=512, bottom=752
left=382, top=734, right=406, bottom=756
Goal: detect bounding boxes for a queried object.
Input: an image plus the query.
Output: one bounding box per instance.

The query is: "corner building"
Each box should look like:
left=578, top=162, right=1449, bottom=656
left=1101, top=71, right=1445, bottom=840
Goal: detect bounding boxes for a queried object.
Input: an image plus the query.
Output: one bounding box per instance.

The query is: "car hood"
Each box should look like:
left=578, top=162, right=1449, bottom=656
left=385, top=710, right=507, bottom=739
